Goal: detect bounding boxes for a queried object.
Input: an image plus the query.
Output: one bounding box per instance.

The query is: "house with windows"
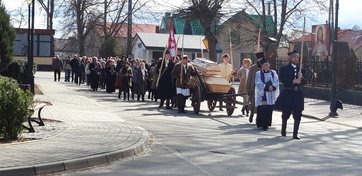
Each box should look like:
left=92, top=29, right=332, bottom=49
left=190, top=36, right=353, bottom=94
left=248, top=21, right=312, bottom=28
left=85, top=23, right=159, bottom=57
left=217, top=10, right=275, bottom=69
left=132, top=32, right=207, bottom=63
left=13, top=28, right=55, bottom=70
left=159, top=11, right=275, bottom=68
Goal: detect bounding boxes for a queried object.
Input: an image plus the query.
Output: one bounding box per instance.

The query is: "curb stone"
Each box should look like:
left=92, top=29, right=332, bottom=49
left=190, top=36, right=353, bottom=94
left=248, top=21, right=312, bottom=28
left=0, top=131, right=149, bottom=176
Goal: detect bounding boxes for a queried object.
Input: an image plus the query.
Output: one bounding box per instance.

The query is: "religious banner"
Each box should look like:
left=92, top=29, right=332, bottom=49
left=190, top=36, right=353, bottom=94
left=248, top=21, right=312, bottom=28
left=311, top=24, right=330, bottom=60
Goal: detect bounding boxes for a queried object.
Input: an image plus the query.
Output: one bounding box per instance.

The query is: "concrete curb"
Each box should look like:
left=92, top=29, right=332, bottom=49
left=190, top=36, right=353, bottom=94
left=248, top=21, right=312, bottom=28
left=0, top=130, right=149, bottom=176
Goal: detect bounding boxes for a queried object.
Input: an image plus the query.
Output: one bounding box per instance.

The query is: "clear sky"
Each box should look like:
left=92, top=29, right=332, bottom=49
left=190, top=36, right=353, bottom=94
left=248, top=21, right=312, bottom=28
left=2, top=0, right=361, bottom=37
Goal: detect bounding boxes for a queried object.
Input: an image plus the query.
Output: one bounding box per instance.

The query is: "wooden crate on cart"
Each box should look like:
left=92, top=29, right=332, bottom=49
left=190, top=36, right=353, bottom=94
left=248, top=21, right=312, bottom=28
left=202, top=76, right=231, bottom=93
left=192, top=58, right=221, bottom=76
left=191, top=58, right=231, bottom=93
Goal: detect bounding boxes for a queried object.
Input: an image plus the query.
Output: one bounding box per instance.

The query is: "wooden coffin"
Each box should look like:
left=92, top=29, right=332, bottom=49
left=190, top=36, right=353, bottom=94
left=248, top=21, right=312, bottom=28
left=202, top=76, right=231, bottom=93
left=192, top=58, right=221, bottom=76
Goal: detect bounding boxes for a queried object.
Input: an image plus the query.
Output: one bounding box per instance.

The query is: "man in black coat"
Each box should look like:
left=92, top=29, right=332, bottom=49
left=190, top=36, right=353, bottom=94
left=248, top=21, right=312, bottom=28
left=156, top=50, right=175, bottom=109
left=276, top=50, right=307, bottom=140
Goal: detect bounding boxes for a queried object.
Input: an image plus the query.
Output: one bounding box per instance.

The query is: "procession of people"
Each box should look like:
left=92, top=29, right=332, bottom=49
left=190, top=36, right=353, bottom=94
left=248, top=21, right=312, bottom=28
left=53, top=48, right=307, bottom=140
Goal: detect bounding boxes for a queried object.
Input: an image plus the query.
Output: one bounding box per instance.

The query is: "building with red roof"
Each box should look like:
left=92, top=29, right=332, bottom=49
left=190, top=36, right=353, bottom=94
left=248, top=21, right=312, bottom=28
left=85, top=23, right=159, bottom=57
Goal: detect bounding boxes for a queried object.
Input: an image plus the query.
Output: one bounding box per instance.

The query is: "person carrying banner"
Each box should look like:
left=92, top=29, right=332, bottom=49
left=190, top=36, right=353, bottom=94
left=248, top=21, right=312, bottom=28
left=156, top=50, right=175, bottom=109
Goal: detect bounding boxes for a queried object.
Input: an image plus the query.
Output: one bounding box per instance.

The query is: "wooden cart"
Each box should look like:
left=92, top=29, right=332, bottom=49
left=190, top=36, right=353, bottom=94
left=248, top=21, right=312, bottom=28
left=189, top=58, right=244, bottom=116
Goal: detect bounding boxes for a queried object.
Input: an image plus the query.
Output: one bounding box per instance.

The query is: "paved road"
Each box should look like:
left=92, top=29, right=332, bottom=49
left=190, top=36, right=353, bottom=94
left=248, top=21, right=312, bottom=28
left=51, top=72, right=362, bottom=176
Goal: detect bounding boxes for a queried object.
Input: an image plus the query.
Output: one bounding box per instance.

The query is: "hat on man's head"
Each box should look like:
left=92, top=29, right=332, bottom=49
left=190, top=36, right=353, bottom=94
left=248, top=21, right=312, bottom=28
left=182, top=55, right=188, bottom=59
left=287, top=50, right=299, bottom=56
left=255, top=52, right=265, bottom=68
left=256, top=52, right=264, bottom=59
left=259, top=57, right=269, bottom=65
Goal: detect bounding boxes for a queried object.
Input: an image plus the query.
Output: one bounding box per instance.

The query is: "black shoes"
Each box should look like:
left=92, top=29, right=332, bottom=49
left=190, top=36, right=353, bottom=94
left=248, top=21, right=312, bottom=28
left=262, top=126, right=269, bottom=131
left=293, top=136, right=300, bottom=140
left=281, top=132, right=286, bottom=137
left=248, top=115, right=253, bottom=123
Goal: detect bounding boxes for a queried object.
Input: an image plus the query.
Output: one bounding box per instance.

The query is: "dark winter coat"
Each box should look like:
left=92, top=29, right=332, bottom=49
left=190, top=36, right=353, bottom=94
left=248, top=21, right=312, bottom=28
left=275, top=64, right=307, bottom=111
left=156, top=59, right=174, bottom=99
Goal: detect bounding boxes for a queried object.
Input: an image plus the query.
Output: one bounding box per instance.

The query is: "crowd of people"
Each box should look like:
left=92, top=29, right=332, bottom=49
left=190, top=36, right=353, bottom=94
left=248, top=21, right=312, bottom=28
left=52, top=55, right=160, bottom=102
left=52, top=49, right=307, bottom=140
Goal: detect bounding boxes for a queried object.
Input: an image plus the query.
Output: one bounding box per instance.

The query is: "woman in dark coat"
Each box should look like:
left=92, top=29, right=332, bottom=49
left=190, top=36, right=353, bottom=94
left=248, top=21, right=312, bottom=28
left=135, top=62, right=149, bottom=102
left=116, top=62, right=133, bottom=100
left=89, top=57, right=100, bottom=91
left=105, top=59, right=117, bottom=93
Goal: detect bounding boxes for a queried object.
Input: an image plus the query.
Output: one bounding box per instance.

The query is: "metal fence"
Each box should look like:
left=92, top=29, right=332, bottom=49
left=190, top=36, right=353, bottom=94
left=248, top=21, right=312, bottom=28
left=275, top=58, right=362, bottom=90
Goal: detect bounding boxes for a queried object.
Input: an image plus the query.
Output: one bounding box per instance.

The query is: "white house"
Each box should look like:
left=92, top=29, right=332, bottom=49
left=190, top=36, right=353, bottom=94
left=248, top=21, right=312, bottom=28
left=132, top=32, right=209, bottom=63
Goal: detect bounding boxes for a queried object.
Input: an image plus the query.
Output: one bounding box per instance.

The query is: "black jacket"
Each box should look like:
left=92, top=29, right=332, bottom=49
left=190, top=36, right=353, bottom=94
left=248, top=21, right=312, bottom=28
left=275, top=64, right=307, bottom=111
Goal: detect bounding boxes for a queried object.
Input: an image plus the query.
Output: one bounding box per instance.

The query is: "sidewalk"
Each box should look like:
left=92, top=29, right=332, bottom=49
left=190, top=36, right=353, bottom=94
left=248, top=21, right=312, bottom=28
left=232, top=82, right=362, bottom=128
left=0, top=72, right=149, bottom=176
left=303, top=98, right=362, bottom=128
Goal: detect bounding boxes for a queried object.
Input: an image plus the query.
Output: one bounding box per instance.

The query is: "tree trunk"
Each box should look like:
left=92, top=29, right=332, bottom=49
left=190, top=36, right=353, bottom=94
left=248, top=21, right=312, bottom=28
left=208, top=36, right=217, bottom=62
left=78, top=33, right=85, bottom=56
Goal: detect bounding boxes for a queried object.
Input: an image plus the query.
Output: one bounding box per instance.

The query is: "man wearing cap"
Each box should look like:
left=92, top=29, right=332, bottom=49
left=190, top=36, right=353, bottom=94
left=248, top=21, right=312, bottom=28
left=171, top=55, right=196, bottom=113
left=276, top=50, right=307, bottom=139
left=156, top=50, right=175, bottom=109
left=255, top=57, right=279, bottom=130
left=245, top=52, right=263, bottom=123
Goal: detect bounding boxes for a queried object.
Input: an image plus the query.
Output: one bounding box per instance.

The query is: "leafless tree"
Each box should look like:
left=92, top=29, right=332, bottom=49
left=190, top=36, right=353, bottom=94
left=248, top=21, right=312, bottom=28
left=102, top=0, right=146, bottom=38
left=178, top=0, right=227, bottom=62
left=244, top=0, right=328, bottom=47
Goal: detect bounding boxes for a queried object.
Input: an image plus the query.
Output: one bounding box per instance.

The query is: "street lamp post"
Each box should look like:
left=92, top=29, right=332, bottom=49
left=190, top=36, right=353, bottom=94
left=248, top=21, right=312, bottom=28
left=24, top=0, right=35, bottom=94
left=329, top=0, right=339, bottom=117
left=26, top=0, right=35, bottom=94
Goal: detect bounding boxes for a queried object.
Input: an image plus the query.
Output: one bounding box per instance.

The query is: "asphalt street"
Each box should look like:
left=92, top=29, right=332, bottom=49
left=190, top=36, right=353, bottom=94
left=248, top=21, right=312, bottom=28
left=51, top=81, right=362, bottom=176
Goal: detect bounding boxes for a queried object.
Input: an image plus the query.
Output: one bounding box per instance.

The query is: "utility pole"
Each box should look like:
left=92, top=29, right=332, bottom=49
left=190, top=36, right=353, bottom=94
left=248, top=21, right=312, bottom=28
left=329, top=0, right=339, bottom=117
left=127, top=0, right=132, bottom=57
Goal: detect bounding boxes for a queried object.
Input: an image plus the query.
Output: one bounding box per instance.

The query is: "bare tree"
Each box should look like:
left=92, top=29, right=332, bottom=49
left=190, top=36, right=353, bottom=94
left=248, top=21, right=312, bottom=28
left=178, top=0, right=226, bottom=62
left=102, top=0, right=146, bottom=38
left=245, top=0, right=328, bottom=47
left=59, top=0, right=104, bottom=56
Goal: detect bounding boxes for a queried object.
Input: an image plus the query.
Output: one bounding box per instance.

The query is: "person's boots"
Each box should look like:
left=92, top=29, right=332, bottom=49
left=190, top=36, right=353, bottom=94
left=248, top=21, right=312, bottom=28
left=293, top=120, right=301, bottom=140
left=158, top=99, right=164, bottom=108
left=281, top=119, right=287, bottom=137
left=241, top=106, right=245, bottom=115
left=177, top=94, right=183, bottom=113
left=166, top=99, right=172, bottom=109
left=245, top=105, right=249, bottom=116
left=249, top=106, right=254, bottom=123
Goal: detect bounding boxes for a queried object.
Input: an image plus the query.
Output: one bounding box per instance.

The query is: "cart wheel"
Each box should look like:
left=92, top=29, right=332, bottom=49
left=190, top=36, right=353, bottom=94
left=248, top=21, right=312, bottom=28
left=207, top=99, right=217, bottom=111
left=192, top=85, right=201, bottom=114
left=226, top=87, right=236, bottom=116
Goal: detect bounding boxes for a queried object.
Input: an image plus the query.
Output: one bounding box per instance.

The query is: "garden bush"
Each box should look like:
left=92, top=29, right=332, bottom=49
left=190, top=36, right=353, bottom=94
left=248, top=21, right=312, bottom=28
left=0, top=76, right=33, bottom=141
